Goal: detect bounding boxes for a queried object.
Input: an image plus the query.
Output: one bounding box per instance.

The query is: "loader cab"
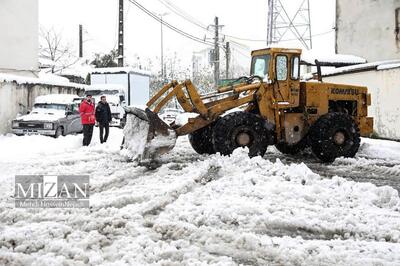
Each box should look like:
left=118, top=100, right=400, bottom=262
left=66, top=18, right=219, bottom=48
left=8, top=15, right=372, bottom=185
left=251, top=48, right=302, bottom=107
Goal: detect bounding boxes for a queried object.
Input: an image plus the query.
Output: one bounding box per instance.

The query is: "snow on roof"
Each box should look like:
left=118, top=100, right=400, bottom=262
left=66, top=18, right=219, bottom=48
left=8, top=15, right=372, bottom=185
left=39, top=72, right=70, bottom=83
left=86, top=84, right=126, bottom=91
left=58, top=58, right=94, bottom=79
left=38, top=57, right=57, bottom=68
left=322, top=59, right=400, bottom=77
left=34, top=94, right=78, bottom=104
left=0, top=71, right=87, bottom=89
left=301, top=50, right=367, bottom=67
left=377, top=62, right=400, bottom=71
left=90, top=67, right=151, bottom=76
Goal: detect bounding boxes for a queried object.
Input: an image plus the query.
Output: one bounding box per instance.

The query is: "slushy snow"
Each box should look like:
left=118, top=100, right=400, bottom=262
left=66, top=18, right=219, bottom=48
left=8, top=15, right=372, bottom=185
left=1, top=129, right=400, bottom=265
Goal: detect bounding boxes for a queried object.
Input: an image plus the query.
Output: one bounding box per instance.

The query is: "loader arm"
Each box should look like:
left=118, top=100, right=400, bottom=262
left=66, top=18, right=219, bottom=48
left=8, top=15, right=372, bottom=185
left=146, top=80, right=263, bottom=135
left=122, top=78, right=264, bottom=161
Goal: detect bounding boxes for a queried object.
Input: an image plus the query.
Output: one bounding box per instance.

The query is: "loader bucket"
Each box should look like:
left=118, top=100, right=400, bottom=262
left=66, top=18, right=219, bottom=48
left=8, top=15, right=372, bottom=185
left=122, top=107, right=177, bottom=162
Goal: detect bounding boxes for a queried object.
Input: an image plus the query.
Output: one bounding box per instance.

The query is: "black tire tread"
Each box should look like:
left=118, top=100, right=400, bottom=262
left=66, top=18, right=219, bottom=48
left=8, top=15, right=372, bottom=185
left=188, top=123, right=216, bottom=154
left=275, top=141, right=305, bottom=155
left=212, top=111, right=272, bottom=157
left=309, top=112, right=360, bottom=162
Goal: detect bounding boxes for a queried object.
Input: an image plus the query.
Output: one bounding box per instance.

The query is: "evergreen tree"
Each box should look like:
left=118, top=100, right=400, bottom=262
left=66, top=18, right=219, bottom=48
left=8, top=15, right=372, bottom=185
left=91, top=50, right=118, bottom=68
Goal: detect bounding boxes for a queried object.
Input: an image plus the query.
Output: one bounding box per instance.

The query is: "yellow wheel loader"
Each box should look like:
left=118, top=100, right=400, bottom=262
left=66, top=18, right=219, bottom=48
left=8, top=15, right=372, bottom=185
left=123, top=48, right=373, bottom=163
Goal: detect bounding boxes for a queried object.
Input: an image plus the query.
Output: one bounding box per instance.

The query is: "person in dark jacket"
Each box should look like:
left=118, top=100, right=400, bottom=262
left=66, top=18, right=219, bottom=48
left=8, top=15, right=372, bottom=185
left=95, top=95, right=112, bottom=143
left=79, top=95, right=96, bottom=146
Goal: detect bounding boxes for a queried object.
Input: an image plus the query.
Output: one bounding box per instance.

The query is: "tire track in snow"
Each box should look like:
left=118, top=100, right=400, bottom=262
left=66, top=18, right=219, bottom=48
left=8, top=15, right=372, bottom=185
left=264, top=148, right=400, bottom=192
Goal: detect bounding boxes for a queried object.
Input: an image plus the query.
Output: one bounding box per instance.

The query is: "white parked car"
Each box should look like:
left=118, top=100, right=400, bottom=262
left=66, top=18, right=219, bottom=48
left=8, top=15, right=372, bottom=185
left=158, top=108, right=183, bottom=125
left=11, top=94, right=83, bottom=138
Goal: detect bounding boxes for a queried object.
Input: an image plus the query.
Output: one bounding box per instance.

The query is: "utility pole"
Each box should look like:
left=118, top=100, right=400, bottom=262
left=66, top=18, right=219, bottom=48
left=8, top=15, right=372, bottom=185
left=79, top=24, right=83, bottom=58
left=161, top=16, right=164, bottom=81
left=213, top=16, right=220, bottom=88
left=159, top=13, right=168, bottom=82
left=225, top=42, right=230, bottom=79
left=118, top=0, right=124, bottom=67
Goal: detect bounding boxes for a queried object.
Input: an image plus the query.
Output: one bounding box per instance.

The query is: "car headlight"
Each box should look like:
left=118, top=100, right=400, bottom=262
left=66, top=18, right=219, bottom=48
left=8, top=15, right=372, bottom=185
left=12, top=121, right=19, bottom=128
left=44, top=122, right=53, bottom=129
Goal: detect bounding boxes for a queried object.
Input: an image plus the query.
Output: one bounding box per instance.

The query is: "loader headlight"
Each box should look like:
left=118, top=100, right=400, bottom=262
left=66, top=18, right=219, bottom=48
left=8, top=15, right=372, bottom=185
left=12, top=121, right=19, bottom=128
left=44, top=122, right=53, bottom=129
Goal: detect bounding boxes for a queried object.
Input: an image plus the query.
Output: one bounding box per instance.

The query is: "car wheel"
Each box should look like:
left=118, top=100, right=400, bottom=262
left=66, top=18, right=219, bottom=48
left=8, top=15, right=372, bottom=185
left=54, top=127, right=64, bottom=138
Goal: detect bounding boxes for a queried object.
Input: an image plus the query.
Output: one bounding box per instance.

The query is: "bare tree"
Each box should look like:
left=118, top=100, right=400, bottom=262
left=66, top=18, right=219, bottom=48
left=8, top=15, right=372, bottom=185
left=39, top=27, right=77, bottom=73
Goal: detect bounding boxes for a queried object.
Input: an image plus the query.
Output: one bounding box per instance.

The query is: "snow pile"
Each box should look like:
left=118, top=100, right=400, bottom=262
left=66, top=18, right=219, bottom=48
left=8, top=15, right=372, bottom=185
left=359, top=138, right=400, bottom=161
left=121, top=113, right=150, bottom=160
left=1, top=135, right=400, bottom=264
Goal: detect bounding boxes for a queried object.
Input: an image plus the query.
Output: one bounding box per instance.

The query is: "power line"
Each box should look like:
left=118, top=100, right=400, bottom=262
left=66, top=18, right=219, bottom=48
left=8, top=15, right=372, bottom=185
left=224, top=29, right=333, bottom=43
left=127, top=0, right=214, bottom=46
left=156, top=0, right=209, bottom=31
left=153, top=0, right=332, bottom=48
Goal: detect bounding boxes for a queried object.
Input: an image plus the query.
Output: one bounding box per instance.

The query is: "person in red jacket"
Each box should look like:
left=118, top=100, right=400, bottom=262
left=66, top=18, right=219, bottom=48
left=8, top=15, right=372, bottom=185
left=79, top=94, right=96, bottom=146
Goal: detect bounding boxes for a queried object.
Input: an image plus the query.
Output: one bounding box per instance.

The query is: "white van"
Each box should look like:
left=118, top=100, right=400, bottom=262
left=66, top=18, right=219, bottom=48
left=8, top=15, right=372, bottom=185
left=84, top=84, right=126, bottom=127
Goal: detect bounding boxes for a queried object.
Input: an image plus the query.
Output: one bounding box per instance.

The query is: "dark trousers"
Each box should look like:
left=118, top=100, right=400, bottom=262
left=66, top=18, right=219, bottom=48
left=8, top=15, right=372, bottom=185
left=82, top=124, right=94, bottom=146
left=99, top=123, right=110, bottom=143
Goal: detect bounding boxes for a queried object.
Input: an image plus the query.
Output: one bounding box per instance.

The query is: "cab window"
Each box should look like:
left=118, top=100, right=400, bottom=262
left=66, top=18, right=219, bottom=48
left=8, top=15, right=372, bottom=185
left=291, top=56, right=300, bottom=80
left=250, top=55, right=271, bottom=78
left=276, top=55, right=288, bottom=81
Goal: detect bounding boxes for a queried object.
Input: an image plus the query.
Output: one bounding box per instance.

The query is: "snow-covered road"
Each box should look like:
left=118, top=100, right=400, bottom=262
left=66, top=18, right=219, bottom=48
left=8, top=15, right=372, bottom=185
left=1, top=128, right=400, bottom=265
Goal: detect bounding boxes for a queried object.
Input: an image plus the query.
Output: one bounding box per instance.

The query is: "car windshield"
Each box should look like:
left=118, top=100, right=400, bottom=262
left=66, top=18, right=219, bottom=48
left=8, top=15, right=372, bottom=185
left=33, top=103, right=67, bottom=110
left=250, top=54, right=271, bottom=78
left=85, top=90, right=119, bottom=96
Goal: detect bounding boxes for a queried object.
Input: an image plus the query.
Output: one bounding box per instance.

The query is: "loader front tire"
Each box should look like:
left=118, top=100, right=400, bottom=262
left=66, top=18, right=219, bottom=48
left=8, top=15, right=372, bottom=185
left=309, top=112, right=360, bottom=162
left=212, top=112, right=271, bottom=157
left=188, top=123, right=216, bottom=154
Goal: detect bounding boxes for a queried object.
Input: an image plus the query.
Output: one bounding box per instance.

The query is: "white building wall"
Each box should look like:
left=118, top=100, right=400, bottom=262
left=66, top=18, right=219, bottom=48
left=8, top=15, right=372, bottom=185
left=336, top=0, right=400, bottom=62
left=0, top=0, right=38, bottom=77
left=324, top=68, right=400, bottom=140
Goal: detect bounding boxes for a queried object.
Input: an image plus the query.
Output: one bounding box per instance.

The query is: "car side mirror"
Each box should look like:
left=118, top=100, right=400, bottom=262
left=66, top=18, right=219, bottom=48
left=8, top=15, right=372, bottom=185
left=66, top=111, right=73, bottom=116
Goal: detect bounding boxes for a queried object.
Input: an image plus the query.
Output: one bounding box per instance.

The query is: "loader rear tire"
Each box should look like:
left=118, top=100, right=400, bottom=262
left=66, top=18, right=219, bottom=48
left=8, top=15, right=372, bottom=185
left=309, top=112, right=360, bottom=162
left=212, top=112, right=271, bottom=158
left=188, top=123, right=216, bottom=155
